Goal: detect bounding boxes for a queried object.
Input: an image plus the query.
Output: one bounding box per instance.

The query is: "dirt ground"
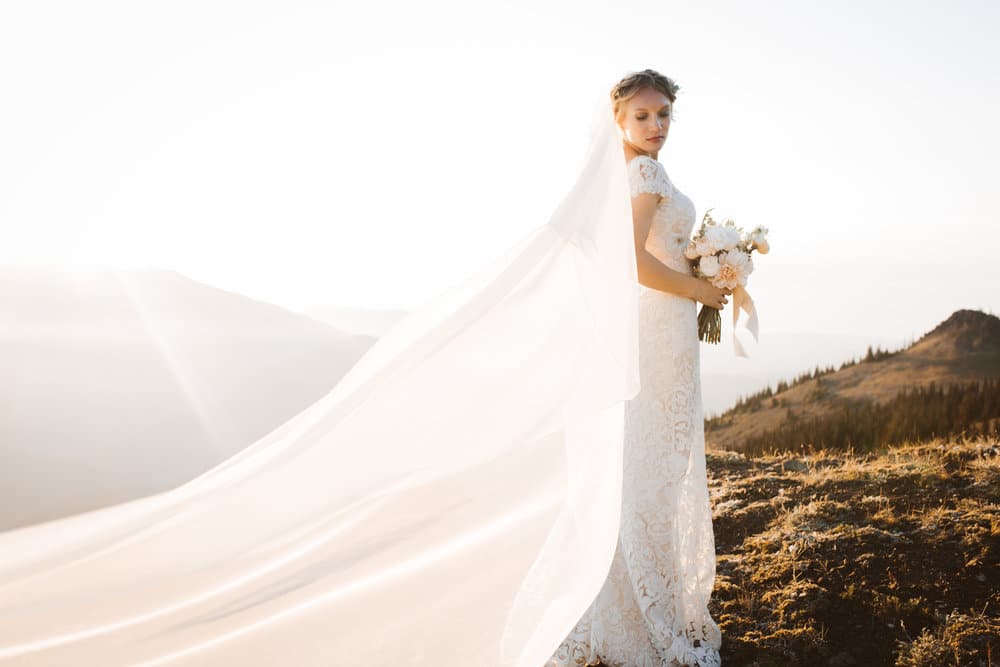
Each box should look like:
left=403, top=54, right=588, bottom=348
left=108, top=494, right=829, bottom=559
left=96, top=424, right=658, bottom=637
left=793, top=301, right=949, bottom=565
left=702, top=434, right=999, bottom=666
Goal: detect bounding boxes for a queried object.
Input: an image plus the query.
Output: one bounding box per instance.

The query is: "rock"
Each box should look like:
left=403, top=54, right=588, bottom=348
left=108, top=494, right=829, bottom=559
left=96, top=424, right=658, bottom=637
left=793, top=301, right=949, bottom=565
left=782, top=458, right=809, bottom=472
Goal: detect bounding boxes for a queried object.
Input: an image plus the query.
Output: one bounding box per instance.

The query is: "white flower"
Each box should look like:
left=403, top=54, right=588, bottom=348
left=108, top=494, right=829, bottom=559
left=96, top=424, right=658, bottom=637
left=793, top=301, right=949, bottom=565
left=710, top=249, right=752, bottom=289
left=683, top=241, right=700, bottom=260
left=695, top=236, right=716, bottom=256
left=749, top=227, right=770, bottom=254
left=705, top=225, right=740, bottom=252
left=698, top=254, right=720, bottom=277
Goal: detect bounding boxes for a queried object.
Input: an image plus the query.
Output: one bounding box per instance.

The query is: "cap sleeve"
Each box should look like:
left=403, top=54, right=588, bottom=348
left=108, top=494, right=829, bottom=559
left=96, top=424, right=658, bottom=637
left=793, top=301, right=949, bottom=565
left=627, top=155, right=673, bottom=201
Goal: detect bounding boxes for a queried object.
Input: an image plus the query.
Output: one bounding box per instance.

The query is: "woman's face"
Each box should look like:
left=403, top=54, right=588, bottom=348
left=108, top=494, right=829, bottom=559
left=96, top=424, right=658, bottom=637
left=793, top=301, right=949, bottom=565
left=618, top=87, right=672, bottom=155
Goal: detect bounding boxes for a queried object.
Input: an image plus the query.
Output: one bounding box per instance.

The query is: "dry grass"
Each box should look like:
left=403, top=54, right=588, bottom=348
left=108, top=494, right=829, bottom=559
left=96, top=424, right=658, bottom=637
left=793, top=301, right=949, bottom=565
left=705, top=433, right=999, bottom=666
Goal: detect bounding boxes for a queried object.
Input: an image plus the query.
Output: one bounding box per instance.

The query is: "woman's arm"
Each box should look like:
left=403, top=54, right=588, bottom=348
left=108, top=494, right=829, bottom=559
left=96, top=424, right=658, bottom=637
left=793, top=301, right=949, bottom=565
left=631, top=191, right=699, bottom=299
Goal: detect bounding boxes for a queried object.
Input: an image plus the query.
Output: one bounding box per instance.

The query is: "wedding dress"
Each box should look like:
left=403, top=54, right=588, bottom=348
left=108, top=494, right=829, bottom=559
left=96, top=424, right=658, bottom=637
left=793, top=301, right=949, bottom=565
left=0, top=90, right=646, bottom=667
left=546, top=155, right=723, bottom=667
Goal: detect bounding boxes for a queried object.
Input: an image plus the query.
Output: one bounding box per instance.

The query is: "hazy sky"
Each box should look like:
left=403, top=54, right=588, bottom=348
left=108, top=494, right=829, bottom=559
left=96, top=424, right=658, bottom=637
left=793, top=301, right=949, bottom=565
left=2, top=0, right=998, bottom=340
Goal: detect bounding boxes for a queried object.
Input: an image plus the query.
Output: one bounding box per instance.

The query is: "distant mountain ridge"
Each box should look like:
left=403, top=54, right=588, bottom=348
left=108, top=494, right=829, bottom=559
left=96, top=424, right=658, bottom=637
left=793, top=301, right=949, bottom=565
left=706, top=308, right=1000, bottom=452
left=301, top=304, right=409, bottom=338
left=914, top=307, right=1000, bottom=359
left=1, top=266, right=377, bottom=531
left=0, top=266, right=364, bottom=337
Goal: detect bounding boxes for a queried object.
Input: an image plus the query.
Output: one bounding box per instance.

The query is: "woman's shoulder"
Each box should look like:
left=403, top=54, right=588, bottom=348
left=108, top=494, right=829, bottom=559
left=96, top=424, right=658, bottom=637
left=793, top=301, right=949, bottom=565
left=627, top=153, right=659, bottom=166
left=627, top=153, right=661, bottom=170
left=626, top=154, right=672, bottom=199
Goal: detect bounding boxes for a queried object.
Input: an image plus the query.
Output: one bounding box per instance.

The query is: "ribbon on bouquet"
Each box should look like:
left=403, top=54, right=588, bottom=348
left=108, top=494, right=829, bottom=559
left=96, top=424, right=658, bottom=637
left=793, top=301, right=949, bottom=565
left=731, top=284, right=759, bottom=357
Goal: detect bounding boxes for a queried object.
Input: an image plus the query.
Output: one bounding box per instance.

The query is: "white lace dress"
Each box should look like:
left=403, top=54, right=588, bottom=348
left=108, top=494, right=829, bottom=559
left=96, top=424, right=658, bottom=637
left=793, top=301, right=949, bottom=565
left=546, top=155, right=723, bottom=667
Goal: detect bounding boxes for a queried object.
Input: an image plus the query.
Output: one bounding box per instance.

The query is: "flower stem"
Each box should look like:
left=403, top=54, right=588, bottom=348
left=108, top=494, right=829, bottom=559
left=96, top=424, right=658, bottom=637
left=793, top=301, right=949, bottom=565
left=697, top=305, right=722, bottom=344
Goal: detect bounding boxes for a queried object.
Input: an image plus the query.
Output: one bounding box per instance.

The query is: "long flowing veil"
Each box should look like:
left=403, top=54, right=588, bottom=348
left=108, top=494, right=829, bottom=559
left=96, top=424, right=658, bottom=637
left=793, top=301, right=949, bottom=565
left=0, top=86, right=639, bottom=667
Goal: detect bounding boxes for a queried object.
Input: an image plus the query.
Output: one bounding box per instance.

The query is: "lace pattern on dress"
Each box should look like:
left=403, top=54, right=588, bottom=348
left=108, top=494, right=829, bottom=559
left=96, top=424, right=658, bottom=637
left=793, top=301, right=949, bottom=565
left=627, top=155, right=674, bottom=201
left=546, top=155, right=722, bottom=667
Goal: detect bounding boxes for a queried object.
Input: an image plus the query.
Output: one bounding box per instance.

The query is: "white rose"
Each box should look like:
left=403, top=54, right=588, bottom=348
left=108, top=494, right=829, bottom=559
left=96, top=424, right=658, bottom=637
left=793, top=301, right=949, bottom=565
left=705, top=225, right=740, bottom=251
left=698, top=254, right=720, bottom=277
left=683, top=242, right=700, bottom=260
left=695, top=236, right=716, bottom=255
left=750, top=228, right=770, bottom=254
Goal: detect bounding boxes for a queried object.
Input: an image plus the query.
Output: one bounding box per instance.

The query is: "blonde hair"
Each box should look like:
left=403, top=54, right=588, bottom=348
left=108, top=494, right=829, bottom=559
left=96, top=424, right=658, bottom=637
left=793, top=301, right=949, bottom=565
left=610, top=69, right=681, bottom=124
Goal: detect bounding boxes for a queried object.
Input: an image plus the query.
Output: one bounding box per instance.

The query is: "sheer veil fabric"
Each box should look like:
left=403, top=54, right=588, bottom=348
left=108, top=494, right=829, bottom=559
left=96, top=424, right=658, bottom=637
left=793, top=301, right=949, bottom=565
left=0, top=89, right=641, bottom=666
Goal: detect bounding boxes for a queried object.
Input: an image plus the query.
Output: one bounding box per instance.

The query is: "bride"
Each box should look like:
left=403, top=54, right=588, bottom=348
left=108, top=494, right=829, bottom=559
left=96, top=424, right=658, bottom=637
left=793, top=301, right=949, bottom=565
left=0, top=69, right=725, bottom=666
left=547, top=70, right=727, bottom=667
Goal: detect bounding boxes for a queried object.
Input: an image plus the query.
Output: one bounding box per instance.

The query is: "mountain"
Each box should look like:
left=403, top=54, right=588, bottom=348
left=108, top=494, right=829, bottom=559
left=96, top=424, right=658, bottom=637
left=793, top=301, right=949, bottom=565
left=300, top=304, right=409, bottom=338
left=1, top=266, right=376, bottom=531
left=705, top=309, right=1000, bottom=452
left=699, top=331, right=912, bottom=419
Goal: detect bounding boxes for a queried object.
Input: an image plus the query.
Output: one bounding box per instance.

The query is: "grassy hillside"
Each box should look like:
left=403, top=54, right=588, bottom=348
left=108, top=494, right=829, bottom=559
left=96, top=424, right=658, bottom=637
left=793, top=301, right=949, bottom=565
left=706, top=309, right=1000, bottom=454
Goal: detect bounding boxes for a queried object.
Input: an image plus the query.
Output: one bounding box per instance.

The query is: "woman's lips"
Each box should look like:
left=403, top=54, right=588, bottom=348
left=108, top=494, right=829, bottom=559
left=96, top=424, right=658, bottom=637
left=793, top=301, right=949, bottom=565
left=649, top=136, right=664, bottom=142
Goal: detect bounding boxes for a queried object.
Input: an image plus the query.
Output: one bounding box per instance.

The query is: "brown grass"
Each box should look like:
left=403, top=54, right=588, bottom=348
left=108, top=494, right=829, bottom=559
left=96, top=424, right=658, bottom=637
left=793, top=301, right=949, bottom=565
left=704, top=433, right=999, bottom=666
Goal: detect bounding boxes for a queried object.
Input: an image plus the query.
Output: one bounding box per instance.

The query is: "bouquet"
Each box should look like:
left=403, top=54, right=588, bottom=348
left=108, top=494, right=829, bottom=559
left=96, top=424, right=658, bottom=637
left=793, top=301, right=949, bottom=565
left=682, top=209, right=768, bottom=356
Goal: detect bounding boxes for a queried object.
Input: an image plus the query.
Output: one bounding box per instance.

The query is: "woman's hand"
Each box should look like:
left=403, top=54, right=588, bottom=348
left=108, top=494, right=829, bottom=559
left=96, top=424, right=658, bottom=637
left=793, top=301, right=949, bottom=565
left=691, top=279, right=732, bottom=309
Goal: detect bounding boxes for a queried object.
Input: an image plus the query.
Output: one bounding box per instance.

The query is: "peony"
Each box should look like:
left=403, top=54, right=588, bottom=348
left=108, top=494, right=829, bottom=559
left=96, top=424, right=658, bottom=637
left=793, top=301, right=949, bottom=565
left=710, top=249, right=752, bottom=289
left=705, top=225, right=740, bottom=252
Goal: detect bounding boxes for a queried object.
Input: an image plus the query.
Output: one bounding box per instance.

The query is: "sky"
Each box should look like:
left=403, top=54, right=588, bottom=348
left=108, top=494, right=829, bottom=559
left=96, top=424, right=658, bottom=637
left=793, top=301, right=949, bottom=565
left=2, top=0, right=998, bottom=340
